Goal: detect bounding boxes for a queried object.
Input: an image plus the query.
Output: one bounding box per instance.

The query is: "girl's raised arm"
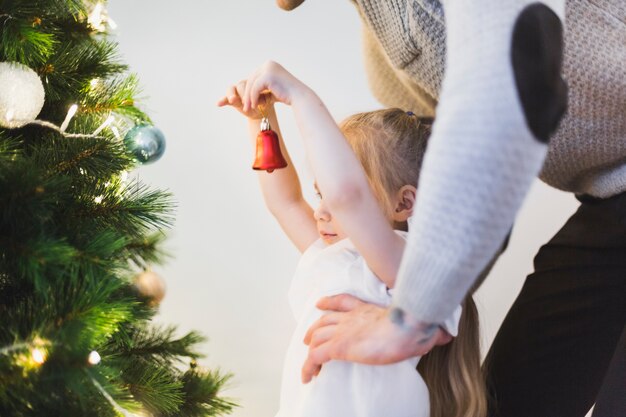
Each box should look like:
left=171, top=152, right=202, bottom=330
left=218, top=82, right=318, bottom=253
left=242, top=62, right=406, bottom=288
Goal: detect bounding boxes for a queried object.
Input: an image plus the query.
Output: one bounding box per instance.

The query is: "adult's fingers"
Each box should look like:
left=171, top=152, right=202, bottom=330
left=303, top=312, right=341, bottom=345
left=301, top=342, right=333, bottom=384
left=316, top=293, right=366, bottom=312
left=307, top=324, right=337, bottom=349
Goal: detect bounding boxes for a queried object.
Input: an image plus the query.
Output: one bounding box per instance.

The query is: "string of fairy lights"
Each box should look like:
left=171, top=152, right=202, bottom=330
left=4, top=16, right=117, bottom=141
left=22, top=104, right=117, bottom=140
left=0, top=2, right=166, bottom=163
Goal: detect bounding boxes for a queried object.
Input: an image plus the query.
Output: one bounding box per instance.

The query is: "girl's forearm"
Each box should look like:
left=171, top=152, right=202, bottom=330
left=248, top=104, right=318, bottom=253
left=290, top=89, right=371, bottom=211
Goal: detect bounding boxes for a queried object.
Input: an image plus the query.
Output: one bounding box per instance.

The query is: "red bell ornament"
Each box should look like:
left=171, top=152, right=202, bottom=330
left=252, top=117, right=288, bottom=173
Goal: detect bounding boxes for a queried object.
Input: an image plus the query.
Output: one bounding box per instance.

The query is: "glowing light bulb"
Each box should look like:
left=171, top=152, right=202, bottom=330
left=60, top=104, right=78, bottom=132
left=31, top=348, right=46, bottom=365
left=120, top=171, right=129, bottom=183
left=88, top=350, right=101, bottom=365
left=88, top=3, right=106, bottom=31
left=93, top=115, right=114, bottom=135
left=110, top=126, right=121, bottom=140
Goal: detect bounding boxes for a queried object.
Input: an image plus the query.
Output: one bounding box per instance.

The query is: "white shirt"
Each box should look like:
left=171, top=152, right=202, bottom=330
left=275, top=232, right=462, bottom=417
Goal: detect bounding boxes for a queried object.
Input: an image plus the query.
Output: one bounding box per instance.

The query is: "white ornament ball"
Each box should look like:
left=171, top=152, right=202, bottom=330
left=0, top=62, right=46, bottom=128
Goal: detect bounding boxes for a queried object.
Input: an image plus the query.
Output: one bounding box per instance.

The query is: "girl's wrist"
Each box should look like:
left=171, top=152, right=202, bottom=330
left=290, top=84, right=317, bottom=108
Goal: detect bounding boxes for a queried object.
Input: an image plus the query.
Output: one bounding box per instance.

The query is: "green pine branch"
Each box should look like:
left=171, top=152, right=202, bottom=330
left=0, top=1, right=235, bottom=415
left=41, top=39, right=127, bottom=103
left=0, top=17, right=57, bottom=66
left=175, top=368, right=237, bottom=417
left=70, top=181, right=175, bottom=238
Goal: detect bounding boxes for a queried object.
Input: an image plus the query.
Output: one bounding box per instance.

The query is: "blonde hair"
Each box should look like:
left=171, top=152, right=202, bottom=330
left=340, top=108, right=487, bottom=417
left=340, top=109, right=431, bottom=229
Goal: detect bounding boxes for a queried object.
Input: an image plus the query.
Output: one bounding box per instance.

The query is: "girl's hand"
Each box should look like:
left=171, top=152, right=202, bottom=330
left=216, top=80, right=269, bottom=120
left=239, top=61, right=310, bottom=112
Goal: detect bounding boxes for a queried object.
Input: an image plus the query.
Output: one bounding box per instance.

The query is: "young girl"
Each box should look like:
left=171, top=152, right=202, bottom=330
left=218, top=61, right=486, bottom=417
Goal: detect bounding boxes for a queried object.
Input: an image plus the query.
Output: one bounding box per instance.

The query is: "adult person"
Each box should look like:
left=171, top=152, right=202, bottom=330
left=277, top=0, right=626, bottom=416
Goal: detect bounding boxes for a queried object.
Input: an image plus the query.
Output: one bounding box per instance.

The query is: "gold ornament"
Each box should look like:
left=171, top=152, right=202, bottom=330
left=134, top=270, right=166, bottom=306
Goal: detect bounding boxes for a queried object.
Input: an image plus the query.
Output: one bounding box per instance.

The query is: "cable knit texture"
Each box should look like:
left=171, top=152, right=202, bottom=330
left=352, top=0, right=624, bottom=322
left=357, top=0, right=626, bottom=198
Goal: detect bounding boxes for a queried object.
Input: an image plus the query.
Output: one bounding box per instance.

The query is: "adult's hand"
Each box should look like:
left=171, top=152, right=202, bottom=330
left=301, top=294, right=453, bottom=383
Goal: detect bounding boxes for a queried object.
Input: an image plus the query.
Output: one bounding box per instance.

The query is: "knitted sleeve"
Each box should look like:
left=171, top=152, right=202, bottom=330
left=392, top=0, right=567, bottom=323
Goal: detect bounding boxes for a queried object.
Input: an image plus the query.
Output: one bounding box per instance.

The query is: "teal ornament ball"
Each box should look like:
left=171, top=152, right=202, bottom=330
left=124, top=124, right=166, bottom=164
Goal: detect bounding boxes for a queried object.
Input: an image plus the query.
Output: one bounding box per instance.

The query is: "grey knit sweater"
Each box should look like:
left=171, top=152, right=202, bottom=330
left=358, top=0, right=626, bottom=198
left=353, top=0, right=625, bottom=322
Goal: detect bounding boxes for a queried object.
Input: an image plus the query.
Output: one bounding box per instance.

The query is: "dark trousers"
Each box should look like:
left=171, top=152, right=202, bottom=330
left=485, top=192, right=626, bottom=417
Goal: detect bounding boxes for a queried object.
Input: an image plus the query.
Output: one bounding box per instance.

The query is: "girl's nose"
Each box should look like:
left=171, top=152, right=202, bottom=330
left=313, top=203, right=331, bottom=222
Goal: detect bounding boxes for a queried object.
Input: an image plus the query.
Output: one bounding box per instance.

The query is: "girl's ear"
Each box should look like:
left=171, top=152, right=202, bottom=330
left=392, top=185, right=417, bottom=222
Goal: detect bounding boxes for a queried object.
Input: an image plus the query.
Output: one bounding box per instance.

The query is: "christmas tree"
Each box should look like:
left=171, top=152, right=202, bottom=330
left=0, top=1, right=235, bottom=416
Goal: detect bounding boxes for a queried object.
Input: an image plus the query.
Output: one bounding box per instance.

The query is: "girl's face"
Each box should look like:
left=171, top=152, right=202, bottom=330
left=313, top=183, right=347, bottom=245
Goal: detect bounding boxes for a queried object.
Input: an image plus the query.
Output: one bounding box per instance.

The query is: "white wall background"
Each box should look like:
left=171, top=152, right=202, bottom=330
left=108, top=1, right=583, bottom=416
